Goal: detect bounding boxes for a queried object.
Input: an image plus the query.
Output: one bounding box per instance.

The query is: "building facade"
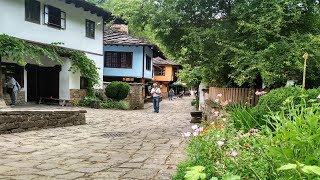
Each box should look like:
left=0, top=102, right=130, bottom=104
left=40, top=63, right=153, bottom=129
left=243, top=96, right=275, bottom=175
left=0, top=0, right=111, bottom=104
left=103, top=25, right=165, bottom=98
left=153, top=57, right=181, bottom=98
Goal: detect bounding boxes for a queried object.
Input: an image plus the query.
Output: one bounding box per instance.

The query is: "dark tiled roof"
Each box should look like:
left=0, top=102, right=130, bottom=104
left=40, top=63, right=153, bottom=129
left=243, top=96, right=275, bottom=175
left=153, top=57, right=180, bottom=66
left=104, top=29, right=153, bottom=46
left=64, top=0, right=112, bottom=21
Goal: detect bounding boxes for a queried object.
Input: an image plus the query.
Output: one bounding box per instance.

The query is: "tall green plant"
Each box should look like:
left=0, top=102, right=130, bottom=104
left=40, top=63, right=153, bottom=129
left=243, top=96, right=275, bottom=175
left=265, top=96, right=320, bottom=179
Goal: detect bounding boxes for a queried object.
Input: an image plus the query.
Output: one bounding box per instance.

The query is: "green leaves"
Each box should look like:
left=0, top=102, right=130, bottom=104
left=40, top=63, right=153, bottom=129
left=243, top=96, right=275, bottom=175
left=184, top=166, right=206, bottom=180
left=0, top=34, right=100, bottom=94
left=301, top=165, right=320, bottom=175
left=278, top=162, right=320, bottom=177
left=222, top=175, right=241, bottom=180
left=277, top=163, right=297, bottom=171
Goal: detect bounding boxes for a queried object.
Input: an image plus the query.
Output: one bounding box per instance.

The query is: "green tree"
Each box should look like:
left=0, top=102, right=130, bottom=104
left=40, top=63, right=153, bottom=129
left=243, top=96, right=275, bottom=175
left=98, top=0, right=320, bottom=88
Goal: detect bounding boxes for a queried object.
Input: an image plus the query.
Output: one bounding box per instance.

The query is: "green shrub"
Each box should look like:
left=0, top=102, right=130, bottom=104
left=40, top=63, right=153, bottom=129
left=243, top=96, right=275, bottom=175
left=79, top=96, right=101, bottom=107
left=191, top=97, right=199, bottom=108
left=264, top=96, right=320, bottom=179
left=254, top=86, right=320, bottom=119
left=174, top=119, right=272, bottom=179
left=105, top=81, right=130, bottom=101
left=100, top=99, right=129, bottom=110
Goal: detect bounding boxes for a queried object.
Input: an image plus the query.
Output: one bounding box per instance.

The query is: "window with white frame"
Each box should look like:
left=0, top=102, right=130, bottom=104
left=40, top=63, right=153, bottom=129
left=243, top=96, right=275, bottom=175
left=44, top=5, right=66, bottom=29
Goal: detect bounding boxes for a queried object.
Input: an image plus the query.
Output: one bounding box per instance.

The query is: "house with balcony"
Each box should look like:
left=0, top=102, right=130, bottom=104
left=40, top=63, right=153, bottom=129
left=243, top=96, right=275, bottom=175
left=153, top=57, right=181, bottom=98
left=0, top=0, right=112, bottom=105
left=103, top=24, right=163, bottom=97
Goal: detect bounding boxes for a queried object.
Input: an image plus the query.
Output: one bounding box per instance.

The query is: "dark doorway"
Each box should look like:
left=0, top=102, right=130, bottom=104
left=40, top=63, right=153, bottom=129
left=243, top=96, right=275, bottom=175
left=25, top=64, right=61, bottom=102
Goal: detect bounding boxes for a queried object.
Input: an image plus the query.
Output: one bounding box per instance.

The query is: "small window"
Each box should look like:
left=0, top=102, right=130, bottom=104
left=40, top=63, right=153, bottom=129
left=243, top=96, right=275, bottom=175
left=155, top=66, right=166, bottom=76
left=44, top=5, right=66, bottom=29
left=25, top=0, right=40, bottom=24
left=104, top=52, right=133, bottom=68
left=86, top=19, right=95, bottom=39
left=146, top=56, right=151, bottom=71
left=80, top=77, right=89, bottom=89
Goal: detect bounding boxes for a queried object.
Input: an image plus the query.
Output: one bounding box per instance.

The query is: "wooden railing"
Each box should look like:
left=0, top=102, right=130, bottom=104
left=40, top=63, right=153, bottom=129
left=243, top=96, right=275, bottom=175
left=209, top=87, right=261, bottom=106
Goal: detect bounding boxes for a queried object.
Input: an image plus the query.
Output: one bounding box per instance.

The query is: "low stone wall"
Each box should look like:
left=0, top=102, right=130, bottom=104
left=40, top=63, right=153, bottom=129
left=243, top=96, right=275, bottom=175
left=0, top=110, right=86, bottom=134
left=3, top=91, right=25, bottom=105
left=70, top=89, right=87, bottom=101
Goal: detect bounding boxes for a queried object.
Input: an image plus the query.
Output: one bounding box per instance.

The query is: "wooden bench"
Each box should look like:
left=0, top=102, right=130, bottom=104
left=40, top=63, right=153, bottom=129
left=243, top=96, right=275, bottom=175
left=38, top=97, right=68, bottom=106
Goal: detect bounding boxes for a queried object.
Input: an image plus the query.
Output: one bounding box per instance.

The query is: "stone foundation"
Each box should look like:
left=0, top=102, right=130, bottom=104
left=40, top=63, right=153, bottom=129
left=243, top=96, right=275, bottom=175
left=126, top=83, right=144, bottom=109
left=0, top=110, right=86, bottom=134
left=70, top=89, right=87, bottom=106
left=3, top=91, right=25, bottom=105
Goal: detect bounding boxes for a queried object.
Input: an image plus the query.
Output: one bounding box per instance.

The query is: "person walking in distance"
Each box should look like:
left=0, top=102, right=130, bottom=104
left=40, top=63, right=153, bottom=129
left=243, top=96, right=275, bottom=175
left=168, top=88, right=174, bottom=101
left=5, top=75, right=21, bottom=107
left=151, top=83, right=161, bottom=113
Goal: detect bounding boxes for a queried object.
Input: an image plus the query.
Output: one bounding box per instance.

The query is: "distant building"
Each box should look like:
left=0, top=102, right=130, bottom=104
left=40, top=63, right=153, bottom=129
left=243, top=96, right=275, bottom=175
left=103, top=24, right=163, bottom=97
left=153, top=57, right=181, bottom=98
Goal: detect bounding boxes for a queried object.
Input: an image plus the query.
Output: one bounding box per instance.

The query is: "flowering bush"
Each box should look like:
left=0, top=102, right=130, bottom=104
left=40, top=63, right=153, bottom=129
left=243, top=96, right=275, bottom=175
left=175, top=91, right=320, bottom=179
left=175, top=117, right=271, bottom=179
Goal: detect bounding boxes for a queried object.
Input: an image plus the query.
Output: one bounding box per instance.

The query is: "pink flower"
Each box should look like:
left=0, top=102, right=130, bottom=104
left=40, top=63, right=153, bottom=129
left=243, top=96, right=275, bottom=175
left=217, top=93, right=222, bottom=97
left=231, top=151, right=238, bottom=157
left=193, top=131, right=199, bottom=136
left=255, top=91, right=267, bottom=96
left=182, top=132, right=191, bottom=137
left=217, top=141, right=224, bottom=146
left=191, top=125, right=198, bottom=130
left=214, top=111, right=220, bottom=116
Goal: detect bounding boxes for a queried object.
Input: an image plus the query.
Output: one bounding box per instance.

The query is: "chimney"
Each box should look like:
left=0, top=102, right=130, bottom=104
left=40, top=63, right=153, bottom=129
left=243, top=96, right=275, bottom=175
left=111, top=24, right=129, bottom=34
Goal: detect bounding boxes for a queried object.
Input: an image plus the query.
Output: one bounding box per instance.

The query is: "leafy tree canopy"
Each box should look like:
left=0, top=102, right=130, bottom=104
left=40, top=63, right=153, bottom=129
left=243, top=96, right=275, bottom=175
left=97, top=0, right=320, bottom=88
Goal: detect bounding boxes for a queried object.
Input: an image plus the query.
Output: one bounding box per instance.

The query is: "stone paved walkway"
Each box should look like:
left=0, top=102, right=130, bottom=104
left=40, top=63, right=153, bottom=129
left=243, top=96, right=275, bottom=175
left=0, top=97, right=194, bottom=180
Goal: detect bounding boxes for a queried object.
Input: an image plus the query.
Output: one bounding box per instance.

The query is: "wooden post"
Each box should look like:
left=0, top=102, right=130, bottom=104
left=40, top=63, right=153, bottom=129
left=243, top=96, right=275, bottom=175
left=302, top=52, right=309, bottom=89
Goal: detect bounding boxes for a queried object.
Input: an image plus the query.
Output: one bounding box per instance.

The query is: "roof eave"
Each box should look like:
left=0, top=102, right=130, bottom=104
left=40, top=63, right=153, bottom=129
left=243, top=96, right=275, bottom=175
left=64, top=0, right=113, bottom=22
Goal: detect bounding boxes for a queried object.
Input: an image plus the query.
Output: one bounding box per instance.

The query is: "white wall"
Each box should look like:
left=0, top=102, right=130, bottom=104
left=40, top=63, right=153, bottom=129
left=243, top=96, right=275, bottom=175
left=60, top=59, right=71, bottom=100
left=199, top=83, right=206, bottom=111
left=0, top=0, right=104, bottom=55
left=86, top=53, right=104, bottom=89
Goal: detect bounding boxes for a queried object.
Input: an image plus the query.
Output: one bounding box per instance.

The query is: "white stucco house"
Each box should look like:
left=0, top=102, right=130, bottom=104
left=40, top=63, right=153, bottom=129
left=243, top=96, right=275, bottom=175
left=0, top=0, right=112, bottom=104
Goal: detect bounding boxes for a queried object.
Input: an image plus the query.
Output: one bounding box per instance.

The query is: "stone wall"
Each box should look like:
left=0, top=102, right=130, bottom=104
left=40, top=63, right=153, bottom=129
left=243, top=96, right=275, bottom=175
left=103, top=82, right=144, bottom=110
left=70, top=89, right=87, bottom=105
left=3, top=91, right=25, bottom=105
left=0, top=110, right=86, bottom=134
left=126, top=83, right=144, bottom=109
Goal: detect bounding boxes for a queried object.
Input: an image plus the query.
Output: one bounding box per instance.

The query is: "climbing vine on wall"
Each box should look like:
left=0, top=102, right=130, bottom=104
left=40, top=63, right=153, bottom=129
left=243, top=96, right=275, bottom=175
left=0, top=34, right=99, bottom=95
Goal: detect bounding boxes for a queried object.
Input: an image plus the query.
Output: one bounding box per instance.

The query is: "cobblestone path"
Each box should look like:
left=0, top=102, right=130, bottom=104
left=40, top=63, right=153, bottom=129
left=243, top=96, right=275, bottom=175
left=0, top=97, right=194, bottom=180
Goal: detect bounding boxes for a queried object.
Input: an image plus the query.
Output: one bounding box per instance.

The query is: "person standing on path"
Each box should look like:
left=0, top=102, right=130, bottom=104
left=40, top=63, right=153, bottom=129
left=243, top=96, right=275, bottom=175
left=168, top=88, right=174, bottom=101
left=5, top=75, right=21, bottom=107
left=151, top=83, right=161, bottom=113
